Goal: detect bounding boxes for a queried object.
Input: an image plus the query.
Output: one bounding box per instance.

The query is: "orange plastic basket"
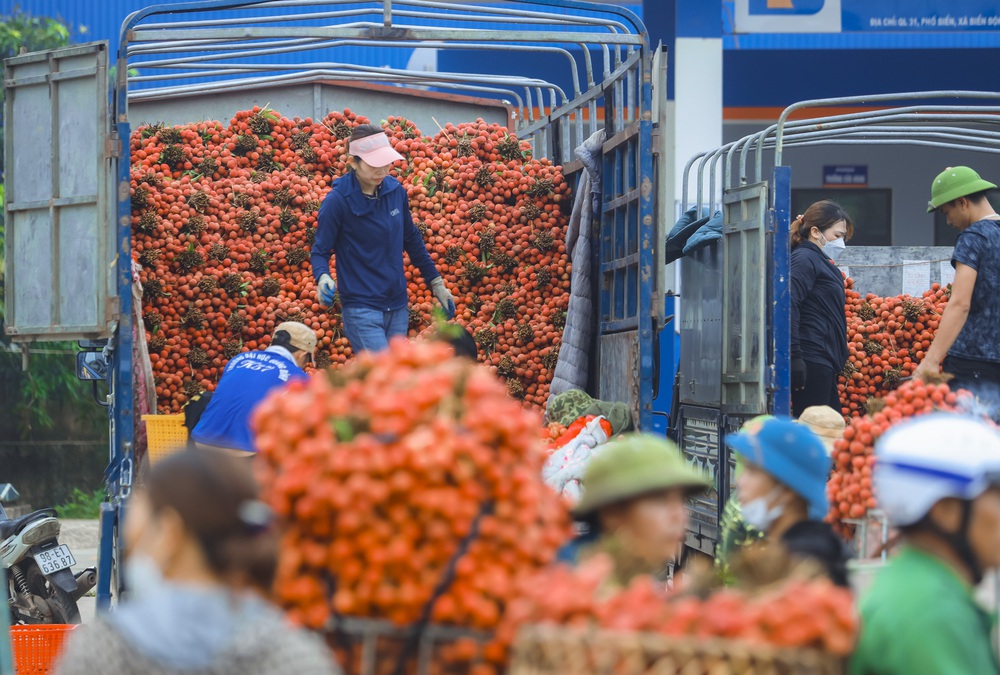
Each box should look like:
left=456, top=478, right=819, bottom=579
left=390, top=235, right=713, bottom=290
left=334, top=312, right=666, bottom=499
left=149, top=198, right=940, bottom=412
left=10, top=625, right=77, bottom=675
left=141, top=413, right=189, bottom=464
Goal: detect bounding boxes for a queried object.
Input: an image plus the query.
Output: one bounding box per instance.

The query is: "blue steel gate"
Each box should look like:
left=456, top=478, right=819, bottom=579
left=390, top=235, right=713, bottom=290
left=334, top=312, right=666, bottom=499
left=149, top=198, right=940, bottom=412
left=597, top=84, right=655, bottom=431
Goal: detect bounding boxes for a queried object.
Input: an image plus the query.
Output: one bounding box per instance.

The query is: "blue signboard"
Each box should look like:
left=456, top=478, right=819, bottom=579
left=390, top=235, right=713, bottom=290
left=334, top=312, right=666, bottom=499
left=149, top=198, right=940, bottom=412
left=823, top=165, right=867, bottom=187
left=844, top=0, right=1000, bottom=31
left=734, top=0, right=1000, bottom=33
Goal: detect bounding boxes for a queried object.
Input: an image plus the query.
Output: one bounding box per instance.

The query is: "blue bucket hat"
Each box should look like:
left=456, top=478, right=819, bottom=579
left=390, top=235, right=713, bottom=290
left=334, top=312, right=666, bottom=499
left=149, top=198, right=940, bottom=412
left=725, top=417, right=830, bottom=520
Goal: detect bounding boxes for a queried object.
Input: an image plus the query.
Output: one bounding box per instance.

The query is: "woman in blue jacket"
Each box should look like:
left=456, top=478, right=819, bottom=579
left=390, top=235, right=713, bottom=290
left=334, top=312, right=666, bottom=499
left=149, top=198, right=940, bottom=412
left=790, top=200, right=853, bottom=417
left=311, top=124, right=455, bottom=353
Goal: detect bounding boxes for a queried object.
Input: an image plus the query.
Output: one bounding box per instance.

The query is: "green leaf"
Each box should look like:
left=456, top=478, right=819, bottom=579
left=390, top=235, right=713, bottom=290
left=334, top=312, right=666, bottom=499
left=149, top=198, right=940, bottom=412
left=331, top=418, right=355, bottom=442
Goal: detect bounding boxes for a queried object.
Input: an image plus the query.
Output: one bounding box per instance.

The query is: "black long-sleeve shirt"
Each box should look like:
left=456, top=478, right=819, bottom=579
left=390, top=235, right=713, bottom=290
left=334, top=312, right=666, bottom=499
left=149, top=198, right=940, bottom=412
left=790, top=242, right=848, bottom=371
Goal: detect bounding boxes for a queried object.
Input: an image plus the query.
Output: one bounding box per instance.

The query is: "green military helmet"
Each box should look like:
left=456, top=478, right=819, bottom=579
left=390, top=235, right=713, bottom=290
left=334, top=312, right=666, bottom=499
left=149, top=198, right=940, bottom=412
left=572, top=433, right=711, bottom=519
left=546, top=389, right=597, bottom=427
left=547, top=389, right=634, bottom=434
left=927, top=166, right=997, bottom=213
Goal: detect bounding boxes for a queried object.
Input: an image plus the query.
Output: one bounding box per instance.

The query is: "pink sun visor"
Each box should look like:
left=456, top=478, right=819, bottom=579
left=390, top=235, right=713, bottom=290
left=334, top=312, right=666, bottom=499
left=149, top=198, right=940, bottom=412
left=349, top=132, right=404, bottom=168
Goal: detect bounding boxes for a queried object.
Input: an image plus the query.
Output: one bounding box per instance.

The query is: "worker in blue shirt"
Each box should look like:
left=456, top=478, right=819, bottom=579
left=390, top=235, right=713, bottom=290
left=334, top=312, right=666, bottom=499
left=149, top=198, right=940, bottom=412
left=191, top=322, right=315, bottom=455
left=311, top=123, right=455, bottom=353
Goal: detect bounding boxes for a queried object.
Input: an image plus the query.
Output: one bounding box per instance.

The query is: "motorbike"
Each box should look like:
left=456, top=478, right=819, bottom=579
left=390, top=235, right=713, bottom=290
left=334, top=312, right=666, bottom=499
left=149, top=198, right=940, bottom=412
left=1, top=483, right=97, bottom=624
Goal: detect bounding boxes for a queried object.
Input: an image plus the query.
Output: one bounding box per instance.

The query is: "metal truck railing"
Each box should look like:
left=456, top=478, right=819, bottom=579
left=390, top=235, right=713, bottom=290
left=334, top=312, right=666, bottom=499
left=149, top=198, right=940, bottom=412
left=675, top=92, right=1000, bottom=556
left=5, top=0, right=658, bottom=606
left=117, top=0, right=647, bottom=165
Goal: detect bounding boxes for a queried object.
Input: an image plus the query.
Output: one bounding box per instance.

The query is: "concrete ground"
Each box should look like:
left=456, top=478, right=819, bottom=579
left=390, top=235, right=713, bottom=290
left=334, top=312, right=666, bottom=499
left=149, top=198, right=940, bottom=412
left=60, top=519, right=99, bottom=623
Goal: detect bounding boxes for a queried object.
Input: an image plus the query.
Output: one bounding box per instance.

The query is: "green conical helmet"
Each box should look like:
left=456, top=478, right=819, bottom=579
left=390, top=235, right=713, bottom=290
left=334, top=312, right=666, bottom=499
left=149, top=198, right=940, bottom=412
left=927, top=166, right=996, bottom=213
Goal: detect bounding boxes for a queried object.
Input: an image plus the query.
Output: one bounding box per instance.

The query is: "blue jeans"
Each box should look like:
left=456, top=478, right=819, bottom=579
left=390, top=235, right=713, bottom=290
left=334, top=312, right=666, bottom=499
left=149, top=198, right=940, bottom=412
left=342, top=306, right=409, bottom=353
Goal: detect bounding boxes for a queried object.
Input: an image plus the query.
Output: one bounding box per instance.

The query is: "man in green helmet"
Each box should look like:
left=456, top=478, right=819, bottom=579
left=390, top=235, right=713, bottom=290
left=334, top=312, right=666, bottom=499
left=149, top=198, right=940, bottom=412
left=558, top=434, right=710, bottom=587
left=917, top=167, right=1000, bottom=419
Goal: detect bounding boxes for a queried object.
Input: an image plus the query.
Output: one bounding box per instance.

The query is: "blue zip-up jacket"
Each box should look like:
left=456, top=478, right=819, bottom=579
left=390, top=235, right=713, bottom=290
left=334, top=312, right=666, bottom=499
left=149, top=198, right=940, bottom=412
left=311, top=172, right=440, bottom=311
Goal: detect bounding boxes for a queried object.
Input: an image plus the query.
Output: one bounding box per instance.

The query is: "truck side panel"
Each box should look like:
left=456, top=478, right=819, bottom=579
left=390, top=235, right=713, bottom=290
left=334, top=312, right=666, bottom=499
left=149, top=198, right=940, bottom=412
left=3, top=43, right=113, bottom=341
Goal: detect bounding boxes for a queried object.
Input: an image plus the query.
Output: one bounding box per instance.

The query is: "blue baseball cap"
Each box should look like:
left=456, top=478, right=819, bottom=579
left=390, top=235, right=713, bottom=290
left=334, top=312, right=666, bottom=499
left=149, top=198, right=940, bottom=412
left=725, top=417, right=831, bottom=520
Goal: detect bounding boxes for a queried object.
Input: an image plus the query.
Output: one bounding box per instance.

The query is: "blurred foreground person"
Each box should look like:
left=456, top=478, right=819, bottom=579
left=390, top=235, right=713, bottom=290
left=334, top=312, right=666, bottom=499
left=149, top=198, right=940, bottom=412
left=852, top=415, right=1000, bottom=674
left=54, top=450, right=339, bottom=675
left=717, top=408, right=846, bottom=573
left=727, top=417, right=851, bottom=587
left=562, top=434, right=710, bottom=587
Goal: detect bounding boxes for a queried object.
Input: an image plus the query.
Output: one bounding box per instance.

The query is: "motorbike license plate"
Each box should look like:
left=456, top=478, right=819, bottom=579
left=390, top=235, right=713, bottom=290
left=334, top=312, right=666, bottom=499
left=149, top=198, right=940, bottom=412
left=33, top=545, right=76, bottom=575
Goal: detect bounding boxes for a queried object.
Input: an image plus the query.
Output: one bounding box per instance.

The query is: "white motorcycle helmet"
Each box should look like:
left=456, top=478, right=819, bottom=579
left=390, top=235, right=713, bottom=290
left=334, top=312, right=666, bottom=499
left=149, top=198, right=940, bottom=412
left=875, top=414, right=1000, bottom=582
left=876, top=414, right=1000, bottom=526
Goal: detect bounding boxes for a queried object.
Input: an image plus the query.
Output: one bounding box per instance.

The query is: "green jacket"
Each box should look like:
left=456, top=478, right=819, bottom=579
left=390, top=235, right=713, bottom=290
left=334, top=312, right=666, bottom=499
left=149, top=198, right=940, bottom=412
left=851, top=546, right=1000, bottom=675
left=716, top=497, right=762, bottom=574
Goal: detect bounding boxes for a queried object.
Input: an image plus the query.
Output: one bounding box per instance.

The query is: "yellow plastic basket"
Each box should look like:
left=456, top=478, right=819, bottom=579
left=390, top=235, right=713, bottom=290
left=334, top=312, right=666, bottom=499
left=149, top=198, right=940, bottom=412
left=141, top=414, right=188, bottom=464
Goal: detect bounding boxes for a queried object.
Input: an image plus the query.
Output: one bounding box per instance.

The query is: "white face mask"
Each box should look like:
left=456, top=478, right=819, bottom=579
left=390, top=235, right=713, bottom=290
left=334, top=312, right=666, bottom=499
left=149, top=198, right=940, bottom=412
left=124, top=554, right=164, bottom=600
left=740, top=487, right=786, bottom=532
left=820, top=231, right=847, bottom=263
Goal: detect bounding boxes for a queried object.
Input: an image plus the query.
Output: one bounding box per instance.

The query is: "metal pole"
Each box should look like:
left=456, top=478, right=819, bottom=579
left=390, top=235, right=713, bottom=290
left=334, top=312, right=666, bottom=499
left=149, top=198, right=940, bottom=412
left=681, top=150, right=709, bottom=213
left=0, top=570, right=13, bottom=675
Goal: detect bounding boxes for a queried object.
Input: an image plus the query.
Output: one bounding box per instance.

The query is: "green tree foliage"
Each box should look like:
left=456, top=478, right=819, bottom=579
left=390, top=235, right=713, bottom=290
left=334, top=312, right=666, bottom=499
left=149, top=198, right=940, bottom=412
left=0, top=9, right=104, bottom=436
left=0, top=7, right=73, bottom=176
left=0, top=7, right=71, bottom=57
left=56, top=488, right=105, bottom=519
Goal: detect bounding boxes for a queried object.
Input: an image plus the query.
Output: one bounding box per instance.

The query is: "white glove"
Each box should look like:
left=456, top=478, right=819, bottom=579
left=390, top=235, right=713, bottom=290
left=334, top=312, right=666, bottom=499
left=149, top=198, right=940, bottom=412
left=429, top=277, right=456, bottom=319
left=317, top=274, right=337, bottom=306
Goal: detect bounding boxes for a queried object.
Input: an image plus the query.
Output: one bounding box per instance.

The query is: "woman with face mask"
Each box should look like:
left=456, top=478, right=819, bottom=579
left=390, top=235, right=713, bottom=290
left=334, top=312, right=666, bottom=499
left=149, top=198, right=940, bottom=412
left=790, top=200, right=854, bottom=417
left=727, top=417, right=851, bottom=587
left=54, top=450, right=340, bottom=675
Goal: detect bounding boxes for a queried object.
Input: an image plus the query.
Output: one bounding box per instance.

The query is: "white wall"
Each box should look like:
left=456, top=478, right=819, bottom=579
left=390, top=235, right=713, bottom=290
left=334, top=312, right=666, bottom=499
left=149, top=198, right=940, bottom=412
left=724, top=122, right=1000, bottom=246
left=676, top=39, right=724, bottom=207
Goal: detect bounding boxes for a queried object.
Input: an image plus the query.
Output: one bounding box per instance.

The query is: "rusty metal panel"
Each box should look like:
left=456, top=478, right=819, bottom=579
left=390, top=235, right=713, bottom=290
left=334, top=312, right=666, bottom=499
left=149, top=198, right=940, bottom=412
left=4, top=42, right=112, bottom=341
left=597, top=331, right=639, bottom=429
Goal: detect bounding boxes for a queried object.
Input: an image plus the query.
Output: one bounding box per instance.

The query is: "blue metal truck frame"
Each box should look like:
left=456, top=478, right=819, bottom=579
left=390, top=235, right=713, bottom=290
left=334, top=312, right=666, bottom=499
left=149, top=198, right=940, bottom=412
left=97, top=0, right=654, bottom=606
left=677, top=91, right=1000, bottom=557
